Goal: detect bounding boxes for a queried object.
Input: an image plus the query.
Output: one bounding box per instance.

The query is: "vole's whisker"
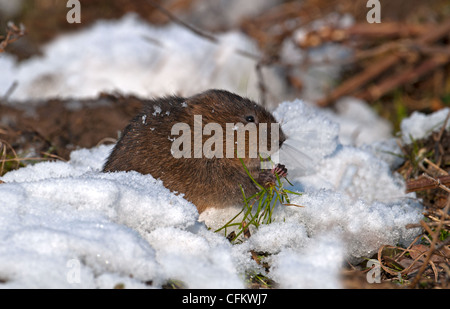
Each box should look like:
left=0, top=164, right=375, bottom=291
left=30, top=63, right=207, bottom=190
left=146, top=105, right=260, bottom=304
left=277, top=141, right=317, bottom=177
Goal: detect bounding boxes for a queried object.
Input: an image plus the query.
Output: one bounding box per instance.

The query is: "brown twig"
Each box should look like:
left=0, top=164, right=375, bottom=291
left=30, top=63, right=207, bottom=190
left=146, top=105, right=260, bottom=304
left=408, top=194, right=450, bottom=288
left=0, top=157, right=58, bottom=163
left=40, top=152, right=68, bottom=162
left=317, top=53, right=402, bottom=106
left=406, top=221, right=450, bottom=229
left=0, top=138, right=21, bottom=173
left=377, top=244, right=428, bottom=277
left=1, top=81, right=18, bottom=102
left=421, top=158, right=448, bottom=177
left=357, top=55, right=450, bottom=102
left=256, top=61, right=268, bottom=107
left=0, top=22, right=26, bottom=53
left=242, top=221, right=251, bottom=239
left=317, top=20, right=450, bottom=106
left=145, top=0, right=217, bottom=43
left=345, top=22, right=430, bottom=39
left=406, top=174, right=450, bottom=193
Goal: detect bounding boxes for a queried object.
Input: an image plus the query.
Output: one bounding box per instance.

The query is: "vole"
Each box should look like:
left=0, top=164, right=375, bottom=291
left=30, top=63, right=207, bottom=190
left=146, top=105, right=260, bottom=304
left=103, top=89, right=287, bottom=213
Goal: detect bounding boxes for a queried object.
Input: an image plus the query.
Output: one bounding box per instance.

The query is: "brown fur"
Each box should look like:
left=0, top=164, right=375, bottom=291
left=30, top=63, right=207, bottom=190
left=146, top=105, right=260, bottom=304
left=103, top=89, right=286, bottom=213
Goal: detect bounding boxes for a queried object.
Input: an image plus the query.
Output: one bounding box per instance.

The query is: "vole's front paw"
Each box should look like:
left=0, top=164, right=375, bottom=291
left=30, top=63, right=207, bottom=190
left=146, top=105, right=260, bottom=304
left=272, top=164, right=288, bottom=178
left=257, top=164, right=288, bottom=188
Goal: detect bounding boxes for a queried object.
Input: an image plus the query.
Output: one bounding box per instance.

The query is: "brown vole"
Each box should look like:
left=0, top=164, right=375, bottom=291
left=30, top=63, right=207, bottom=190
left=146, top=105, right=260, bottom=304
left=103, top=89, right=287, bottom=213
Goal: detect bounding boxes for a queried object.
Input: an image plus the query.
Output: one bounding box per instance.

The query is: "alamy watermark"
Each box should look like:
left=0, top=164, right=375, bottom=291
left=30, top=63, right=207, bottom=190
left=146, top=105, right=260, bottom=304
left=66, top=0, right=81, bottom=24
left=66, top=258, right=81, bottom=284
left=366, top=0, right=381, bottom=23
left=366, top=259, right=381, bottom=283
left=65, top=1, right=381, bottom=25
left=65, top=0, right=381, bottom=24
left=170, top=115, right=281, bottom=169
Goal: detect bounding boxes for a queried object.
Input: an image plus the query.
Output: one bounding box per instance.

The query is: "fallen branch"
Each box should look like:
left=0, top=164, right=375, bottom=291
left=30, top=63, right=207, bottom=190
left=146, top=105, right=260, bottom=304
left=357, top=54, right=450, bottom=102
left=317, top=53, right=402, bottom=106
left=345, top=22, right=430, bottom=39
left=299, top=22, right=431, bottom=49
left=317, top=20, right=450, bottom=106
left=406, top=221, right=450, bottom=229
left=406, top=174, right=450, bottom=193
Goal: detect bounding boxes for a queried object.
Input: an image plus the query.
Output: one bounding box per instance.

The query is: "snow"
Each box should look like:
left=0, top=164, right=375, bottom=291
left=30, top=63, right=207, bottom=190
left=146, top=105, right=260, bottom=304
left=0, top=13, right=433, bottom=289
left=0, top=13, right=286, bottom=105
left=269, top=235, right=344, bottom=289
left=401, top=107, right=450, bottom=144
left=183, top=0, right=283, bottom=31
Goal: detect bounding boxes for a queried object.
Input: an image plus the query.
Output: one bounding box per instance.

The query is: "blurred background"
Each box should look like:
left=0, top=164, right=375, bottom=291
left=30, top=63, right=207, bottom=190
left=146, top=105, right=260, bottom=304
left=1, top=0, right=450, bottom=157
left=1, top=0, right=450, bottom=117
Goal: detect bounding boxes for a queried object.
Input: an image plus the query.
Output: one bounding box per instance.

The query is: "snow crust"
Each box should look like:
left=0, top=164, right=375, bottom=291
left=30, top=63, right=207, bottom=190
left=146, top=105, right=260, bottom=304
left=0, top=14, right=285, bottom=105
left=0, top=100, right=426, bottom=288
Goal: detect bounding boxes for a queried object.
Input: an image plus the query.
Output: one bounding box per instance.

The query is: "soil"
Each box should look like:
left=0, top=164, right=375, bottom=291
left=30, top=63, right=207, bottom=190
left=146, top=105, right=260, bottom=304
left=0, top=94, right=143, bottom=166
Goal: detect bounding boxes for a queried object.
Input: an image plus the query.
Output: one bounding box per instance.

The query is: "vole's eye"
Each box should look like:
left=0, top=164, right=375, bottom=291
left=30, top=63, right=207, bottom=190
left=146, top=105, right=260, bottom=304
left=245, top=115, right=255, bottom=123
